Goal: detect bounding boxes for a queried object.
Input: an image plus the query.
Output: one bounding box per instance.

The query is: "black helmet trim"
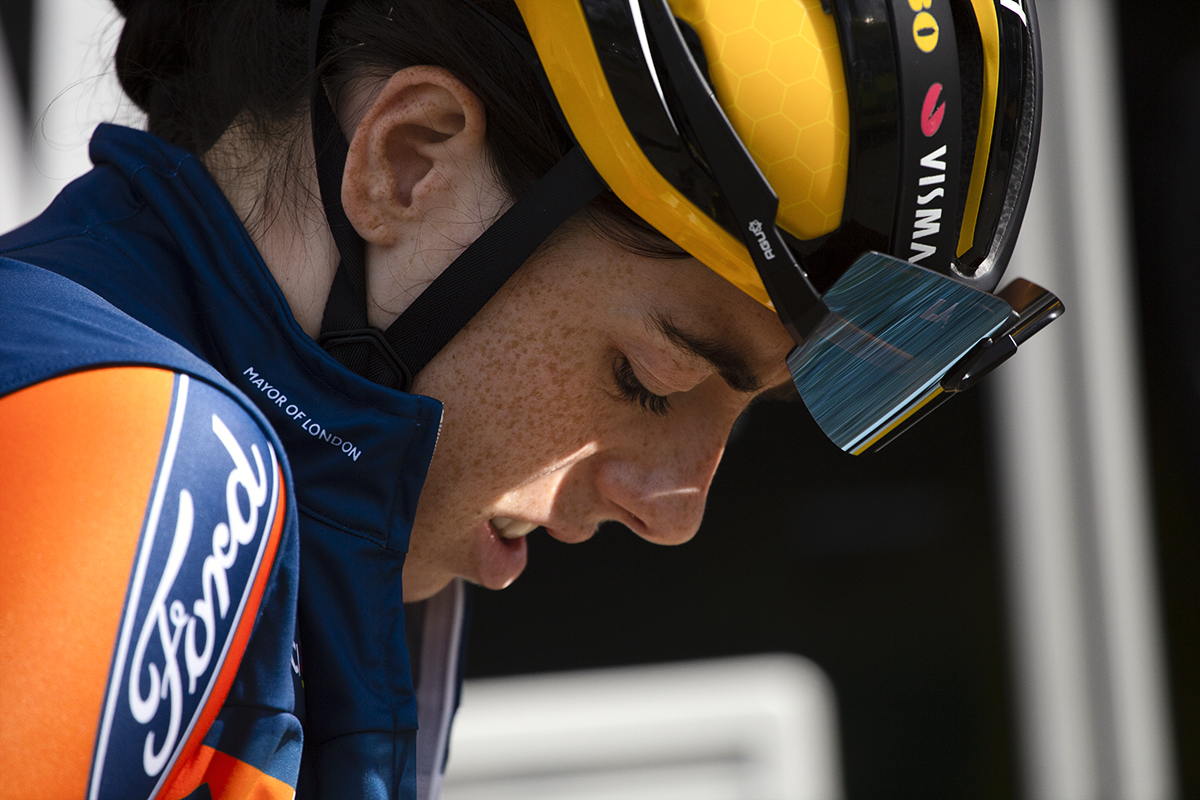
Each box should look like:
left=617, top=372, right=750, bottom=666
left=953, top=0, right=1042, bottom=289
left=887, top=0, right=967, bottom=279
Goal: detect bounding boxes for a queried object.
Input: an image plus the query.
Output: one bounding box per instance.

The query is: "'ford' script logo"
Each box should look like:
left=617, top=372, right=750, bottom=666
left=88, top=374, right=280, bottom=800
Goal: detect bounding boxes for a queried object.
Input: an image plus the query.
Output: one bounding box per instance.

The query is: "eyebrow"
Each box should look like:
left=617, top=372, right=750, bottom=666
left=650, top=312, right=764, bottom=393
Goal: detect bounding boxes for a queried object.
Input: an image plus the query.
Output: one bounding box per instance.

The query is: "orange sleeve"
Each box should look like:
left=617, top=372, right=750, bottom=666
left=0, top=366, right=294, bottom=800
left=0, top=366, right=176, bottom=798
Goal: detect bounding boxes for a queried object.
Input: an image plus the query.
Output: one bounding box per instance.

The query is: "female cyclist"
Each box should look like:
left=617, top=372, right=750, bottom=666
left=0, top=1, right=1055, bottom=798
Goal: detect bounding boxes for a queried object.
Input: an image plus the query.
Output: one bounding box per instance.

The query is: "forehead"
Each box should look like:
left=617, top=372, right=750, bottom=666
left=610, top=253, right=796, bottom=386
left=527, top=223, right=794, bottom=385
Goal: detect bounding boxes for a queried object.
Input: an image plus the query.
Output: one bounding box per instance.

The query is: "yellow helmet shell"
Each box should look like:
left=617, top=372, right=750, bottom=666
left=671, top=0, right=850, bottom=241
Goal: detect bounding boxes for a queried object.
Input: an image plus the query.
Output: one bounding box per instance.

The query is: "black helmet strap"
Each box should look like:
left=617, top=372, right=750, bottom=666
left=308, top=0, right=605, bottom=392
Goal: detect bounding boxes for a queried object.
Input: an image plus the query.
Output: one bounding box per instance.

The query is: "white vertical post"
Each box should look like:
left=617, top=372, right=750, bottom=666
left=0, top=13, right=28, bottom=232
left=24, top=0, right=141, bottom=222
left=991, top=0, right=1176, bottom=798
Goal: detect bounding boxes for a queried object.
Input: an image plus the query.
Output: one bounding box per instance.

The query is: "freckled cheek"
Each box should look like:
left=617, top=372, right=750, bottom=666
left=426, top=336, right=613, bottom=494
left=623, top=394, right=741, bottom=473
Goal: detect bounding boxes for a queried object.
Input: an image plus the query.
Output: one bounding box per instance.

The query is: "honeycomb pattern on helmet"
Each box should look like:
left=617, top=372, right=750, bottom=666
left=672, top=0, right=850, bottom=241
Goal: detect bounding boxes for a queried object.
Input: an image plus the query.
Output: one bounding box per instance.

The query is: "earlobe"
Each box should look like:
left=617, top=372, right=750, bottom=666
left=341, top=66, right=487, bottom=246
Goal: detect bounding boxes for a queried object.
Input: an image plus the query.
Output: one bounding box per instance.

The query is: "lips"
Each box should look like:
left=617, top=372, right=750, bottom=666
left=921, top=82, right=946, bottom=137
left=470, top=518, right=529, bottom=590
left=472, top=516, right=596, bottom=589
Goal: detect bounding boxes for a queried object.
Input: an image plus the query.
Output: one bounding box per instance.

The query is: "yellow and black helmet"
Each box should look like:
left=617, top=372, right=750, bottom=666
left=311, top=0, right=1062, bottom=453
left=514, top=0, right=1041, bottom=304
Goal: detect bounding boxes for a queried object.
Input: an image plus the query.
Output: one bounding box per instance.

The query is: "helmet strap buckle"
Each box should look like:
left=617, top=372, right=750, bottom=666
left=317, top=327, right=415, bottom=392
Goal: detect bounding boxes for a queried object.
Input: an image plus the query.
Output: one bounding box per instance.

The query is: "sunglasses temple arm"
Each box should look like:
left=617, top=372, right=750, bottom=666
left=941, top=279, right=1065, bottom=392
left=1001, top=279, right=1066, bottom=346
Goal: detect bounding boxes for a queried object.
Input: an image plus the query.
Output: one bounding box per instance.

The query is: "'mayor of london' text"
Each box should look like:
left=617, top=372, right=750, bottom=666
left=242, top=366, right=362, bottom=461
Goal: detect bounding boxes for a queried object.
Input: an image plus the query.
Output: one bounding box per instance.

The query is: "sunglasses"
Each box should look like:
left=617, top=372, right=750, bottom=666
left=789, top=254, right=1061, bottom=452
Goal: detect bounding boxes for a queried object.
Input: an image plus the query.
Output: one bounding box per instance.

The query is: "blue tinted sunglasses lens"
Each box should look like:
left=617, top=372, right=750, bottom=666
left=787, top=252, right=1012, bottom=454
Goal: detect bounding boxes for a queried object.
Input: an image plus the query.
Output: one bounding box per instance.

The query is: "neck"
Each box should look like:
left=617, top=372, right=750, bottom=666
left=204, top=126, right=339, bottom=339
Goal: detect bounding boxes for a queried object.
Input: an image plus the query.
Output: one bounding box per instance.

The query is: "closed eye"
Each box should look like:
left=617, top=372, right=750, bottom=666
left=613, top=356, right=671, bottom=416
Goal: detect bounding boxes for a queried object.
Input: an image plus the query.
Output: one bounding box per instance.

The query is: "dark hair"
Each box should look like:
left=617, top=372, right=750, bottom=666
left=111, top=0, right=686, bottom=257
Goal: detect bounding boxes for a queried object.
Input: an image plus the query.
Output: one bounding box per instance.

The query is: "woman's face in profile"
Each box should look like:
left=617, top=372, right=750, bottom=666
left=401, top=222, right=795, bottom=600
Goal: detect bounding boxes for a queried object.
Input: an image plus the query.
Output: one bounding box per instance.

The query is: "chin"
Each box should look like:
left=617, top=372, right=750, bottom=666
left=400, top=566, right=456, bottom=603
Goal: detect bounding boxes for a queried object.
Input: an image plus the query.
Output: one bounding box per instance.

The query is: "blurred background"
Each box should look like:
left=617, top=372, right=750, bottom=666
left=1, top=0, right=1195, bottom=797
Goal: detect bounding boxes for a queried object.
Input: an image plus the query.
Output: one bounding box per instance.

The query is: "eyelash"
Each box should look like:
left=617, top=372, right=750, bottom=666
left=613, top=356, right=672, bottom=416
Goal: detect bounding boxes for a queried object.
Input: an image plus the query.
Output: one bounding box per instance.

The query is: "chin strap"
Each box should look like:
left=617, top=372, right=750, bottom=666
left=308, top=0, right=605, bottom=392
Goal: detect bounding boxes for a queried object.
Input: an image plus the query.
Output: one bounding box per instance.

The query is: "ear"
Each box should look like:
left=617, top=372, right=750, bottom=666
left=341, top=66, right=488, bottom=246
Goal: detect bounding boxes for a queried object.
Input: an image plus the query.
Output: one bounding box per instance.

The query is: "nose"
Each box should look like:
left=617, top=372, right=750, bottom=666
left=594, top=416, right=729, bottom=545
